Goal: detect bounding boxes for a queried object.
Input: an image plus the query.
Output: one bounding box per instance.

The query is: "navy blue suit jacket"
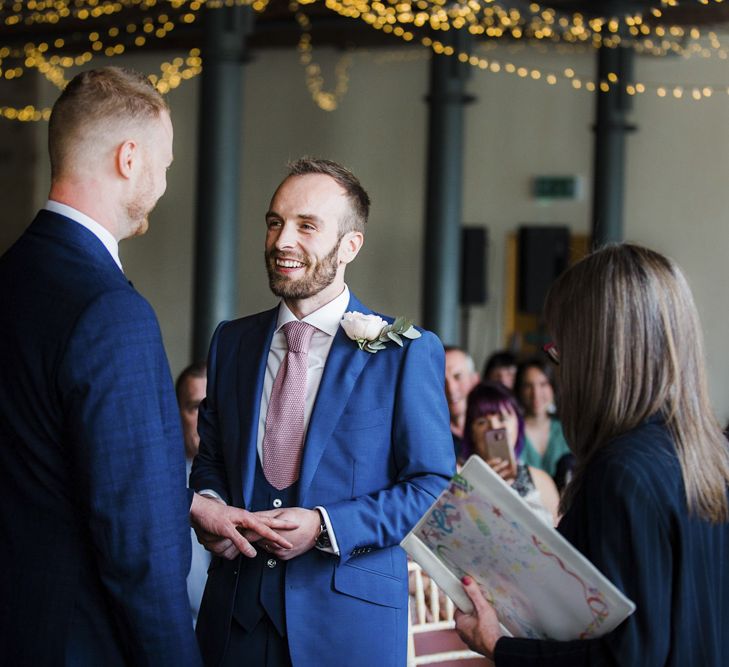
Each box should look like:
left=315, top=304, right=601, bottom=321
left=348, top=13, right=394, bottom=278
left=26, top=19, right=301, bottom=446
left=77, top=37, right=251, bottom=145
left=0, top=211, right=201, bottom=665
left=494, top=417, right=729, bottom=667
left=191, top=294, right=456, bottom=666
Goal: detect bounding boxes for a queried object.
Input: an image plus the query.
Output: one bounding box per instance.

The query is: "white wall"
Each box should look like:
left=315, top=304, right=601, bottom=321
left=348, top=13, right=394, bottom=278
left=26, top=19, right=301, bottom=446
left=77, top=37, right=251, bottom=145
left=625, top=54, right=729, bottom=422
left=25, top=41, right=729, bottom=423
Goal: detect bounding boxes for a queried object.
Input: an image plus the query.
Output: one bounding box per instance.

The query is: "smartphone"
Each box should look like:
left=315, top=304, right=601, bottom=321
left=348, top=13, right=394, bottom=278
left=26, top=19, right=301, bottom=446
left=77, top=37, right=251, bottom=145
left=484, top=428, right=514, bottom=467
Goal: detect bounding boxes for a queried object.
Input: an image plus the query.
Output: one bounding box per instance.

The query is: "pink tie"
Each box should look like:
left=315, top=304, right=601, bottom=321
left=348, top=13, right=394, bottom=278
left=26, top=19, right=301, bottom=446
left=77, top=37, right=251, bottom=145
left=263, top=320, right=316, bottom=490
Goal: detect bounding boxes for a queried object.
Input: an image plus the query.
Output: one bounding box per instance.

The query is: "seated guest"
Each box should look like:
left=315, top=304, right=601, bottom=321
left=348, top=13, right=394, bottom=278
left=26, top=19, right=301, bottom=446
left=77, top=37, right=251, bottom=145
left=462, top=382, right=559, bottom=525
left=454, top=243, right=729, bottom=665
left=515, top=358, right=572, bottom=482
left=445, top=346, right=480, bottom=457
left=482, top=350, right=518, bottom=390
left=175, top=361, right=211, bottom=625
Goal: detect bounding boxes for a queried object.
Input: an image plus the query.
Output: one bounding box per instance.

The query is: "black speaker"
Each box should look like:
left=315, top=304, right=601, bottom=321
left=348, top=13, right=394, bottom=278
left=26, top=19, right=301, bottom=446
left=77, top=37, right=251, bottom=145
left=460, top=227, right=488, bottom=306
left=518, top=226, right=570, bottom=315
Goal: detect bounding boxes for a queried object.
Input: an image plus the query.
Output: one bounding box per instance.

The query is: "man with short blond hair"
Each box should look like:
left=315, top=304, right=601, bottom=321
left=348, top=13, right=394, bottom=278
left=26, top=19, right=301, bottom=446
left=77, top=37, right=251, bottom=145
left=0, top=67, right=288, bottom=665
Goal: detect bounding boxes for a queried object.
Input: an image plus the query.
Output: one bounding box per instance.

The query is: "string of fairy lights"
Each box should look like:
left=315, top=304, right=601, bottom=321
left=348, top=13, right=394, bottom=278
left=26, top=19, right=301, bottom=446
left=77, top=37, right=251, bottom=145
left=0, top=0, right=265, bottom=119
left=2, top=0, right=729, bottom=119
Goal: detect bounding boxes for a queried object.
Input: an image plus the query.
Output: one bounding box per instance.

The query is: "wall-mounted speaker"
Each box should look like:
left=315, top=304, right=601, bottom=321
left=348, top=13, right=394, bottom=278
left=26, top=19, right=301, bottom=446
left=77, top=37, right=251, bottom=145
left=460, top=227, right=488, bottom=306
left=518, top=226, right=570, bottom=315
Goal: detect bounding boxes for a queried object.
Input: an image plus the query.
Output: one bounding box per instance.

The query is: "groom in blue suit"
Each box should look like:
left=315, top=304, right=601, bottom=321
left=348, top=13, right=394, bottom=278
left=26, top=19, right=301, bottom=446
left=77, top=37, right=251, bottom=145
left=191, top=158, right=456, bottom=666
left=0, top=68, right=290, bottom=666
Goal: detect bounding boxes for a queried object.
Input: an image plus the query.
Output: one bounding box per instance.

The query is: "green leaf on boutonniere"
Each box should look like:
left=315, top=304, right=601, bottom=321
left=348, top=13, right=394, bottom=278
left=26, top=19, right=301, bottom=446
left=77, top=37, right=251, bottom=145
left=392, top=315, right=407, bottom=331
left=364, top=340, right=387, bottom=353
left=401, top=326, right=421, bottom=340
left=387, top=331, right=403, bottom=346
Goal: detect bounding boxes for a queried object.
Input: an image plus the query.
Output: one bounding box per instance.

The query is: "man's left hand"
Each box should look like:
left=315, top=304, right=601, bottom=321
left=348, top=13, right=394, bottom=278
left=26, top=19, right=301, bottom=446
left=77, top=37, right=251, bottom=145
left=190, top=493, right=297, bottom=559
left=255, top=507, right=321, bottom=560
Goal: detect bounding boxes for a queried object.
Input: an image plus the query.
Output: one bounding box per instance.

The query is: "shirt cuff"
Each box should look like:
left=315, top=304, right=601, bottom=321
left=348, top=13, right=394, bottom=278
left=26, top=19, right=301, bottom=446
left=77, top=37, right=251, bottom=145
left=197, top=489, right=226, bottom=503
left=314, top=506, right=340, bottom=555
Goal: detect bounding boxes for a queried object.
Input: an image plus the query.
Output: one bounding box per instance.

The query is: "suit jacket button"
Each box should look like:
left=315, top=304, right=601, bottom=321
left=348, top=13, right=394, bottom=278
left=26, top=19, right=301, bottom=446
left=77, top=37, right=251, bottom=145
left=266, top=558, right=277, bottom=568
left=272, top=498, right=282, bottom=508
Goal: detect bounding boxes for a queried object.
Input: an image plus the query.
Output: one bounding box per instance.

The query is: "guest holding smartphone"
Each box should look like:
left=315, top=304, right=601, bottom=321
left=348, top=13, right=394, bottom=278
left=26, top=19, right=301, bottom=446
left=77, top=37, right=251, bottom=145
left=455, top=244, right=729, bottom=666
left=462, top=381, right=559, bottom=525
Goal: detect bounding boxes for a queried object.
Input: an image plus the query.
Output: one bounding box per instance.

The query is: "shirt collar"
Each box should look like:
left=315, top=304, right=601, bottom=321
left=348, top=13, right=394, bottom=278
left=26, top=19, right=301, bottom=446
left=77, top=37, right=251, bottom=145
left=276, top=285, right=351, bottom=337
left=44, top=200, right=123, bottom=272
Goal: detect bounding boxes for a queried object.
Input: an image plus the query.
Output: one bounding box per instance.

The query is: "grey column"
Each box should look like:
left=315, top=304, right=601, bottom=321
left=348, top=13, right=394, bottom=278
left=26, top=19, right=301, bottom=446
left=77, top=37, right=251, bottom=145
left=422, top=32, right=473, bottom=345
left=0, top=74, right=37, bottom=254
left=192, top=5, right=253, bottom=361
left=592, top=45, right=635, bottom=246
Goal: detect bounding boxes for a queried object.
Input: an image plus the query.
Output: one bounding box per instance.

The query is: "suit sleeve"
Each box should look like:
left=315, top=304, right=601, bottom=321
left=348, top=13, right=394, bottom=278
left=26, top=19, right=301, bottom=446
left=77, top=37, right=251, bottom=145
left=494, top=458, right=672, bottom=666
left=324, top=330, right=456, bottom=564
left=189, top=321, right=231, bottom=502
left=58, top=289, right=201, bottom=667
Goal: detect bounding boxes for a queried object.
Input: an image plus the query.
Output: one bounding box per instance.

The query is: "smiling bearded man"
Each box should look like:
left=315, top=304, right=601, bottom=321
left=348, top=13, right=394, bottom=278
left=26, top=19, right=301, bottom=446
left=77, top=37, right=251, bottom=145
left=190, top=157, right=456, bottom=667
left=264, top=230, right=341, bottom=300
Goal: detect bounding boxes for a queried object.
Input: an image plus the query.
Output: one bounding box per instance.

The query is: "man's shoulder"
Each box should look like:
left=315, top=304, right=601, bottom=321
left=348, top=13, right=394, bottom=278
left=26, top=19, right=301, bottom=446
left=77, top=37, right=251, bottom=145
left=212, top=307, right=278, bottom=349
left=222, top=306, right=278, bottom=332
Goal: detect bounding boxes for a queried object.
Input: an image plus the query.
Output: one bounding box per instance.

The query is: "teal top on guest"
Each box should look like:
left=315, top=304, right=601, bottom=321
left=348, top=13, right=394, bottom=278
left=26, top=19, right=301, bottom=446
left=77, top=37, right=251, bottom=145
left=521, top=417, right=570, bottom=477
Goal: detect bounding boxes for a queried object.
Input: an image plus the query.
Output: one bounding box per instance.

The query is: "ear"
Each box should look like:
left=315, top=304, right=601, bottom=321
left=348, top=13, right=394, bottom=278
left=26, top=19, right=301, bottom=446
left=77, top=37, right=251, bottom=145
left=115, top=139, right=138, bottom=179
left=338, top=231, right=364, bottom=265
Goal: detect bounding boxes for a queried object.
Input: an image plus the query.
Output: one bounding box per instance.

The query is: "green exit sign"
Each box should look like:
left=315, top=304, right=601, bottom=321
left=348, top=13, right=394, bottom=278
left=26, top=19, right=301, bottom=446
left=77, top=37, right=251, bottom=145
left=532, top=176, right=581, bottom=200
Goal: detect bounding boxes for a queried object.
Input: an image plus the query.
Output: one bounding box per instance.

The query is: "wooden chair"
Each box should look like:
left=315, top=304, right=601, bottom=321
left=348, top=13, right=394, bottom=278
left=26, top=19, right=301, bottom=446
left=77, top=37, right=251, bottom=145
left=407, top=561, right=493, bottom=667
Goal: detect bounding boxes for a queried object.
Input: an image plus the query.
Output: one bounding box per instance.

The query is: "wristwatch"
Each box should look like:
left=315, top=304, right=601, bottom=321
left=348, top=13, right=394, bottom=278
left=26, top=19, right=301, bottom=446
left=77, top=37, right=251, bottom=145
left=315, top=511, right=331, bottom=549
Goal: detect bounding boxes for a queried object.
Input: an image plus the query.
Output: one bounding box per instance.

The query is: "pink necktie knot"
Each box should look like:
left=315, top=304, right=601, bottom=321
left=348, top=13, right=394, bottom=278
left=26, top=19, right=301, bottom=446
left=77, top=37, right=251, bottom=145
left=283, top=320, right=316, bottom=353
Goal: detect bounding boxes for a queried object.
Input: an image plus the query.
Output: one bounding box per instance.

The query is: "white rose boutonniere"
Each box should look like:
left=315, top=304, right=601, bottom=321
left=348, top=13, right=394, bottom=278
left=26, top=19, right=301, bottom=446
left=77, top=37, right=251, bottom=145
left=341, top=312, right=421, bottom=353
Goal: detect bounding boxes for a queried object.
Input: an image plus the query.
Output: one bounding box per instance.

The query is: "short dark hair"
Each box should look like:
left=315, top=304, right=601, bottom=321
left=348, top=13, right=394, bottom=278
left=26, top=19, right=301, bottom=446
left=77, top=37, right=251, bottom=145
left=175, top=360, right=207, bottom=403
left=483, top=350, right=517, bottom=379
left=285, top=157, right=370, bottom=235
left=49, top=66, right=168, bottom=179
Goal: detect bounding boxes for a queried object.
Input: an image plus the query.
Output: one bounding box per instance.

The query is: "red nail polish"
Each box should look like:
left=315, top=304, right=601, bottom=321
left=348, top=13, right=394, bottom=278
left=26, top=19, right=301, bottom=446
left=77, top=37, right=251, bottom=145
left=462, top=576, right=472, bottom=585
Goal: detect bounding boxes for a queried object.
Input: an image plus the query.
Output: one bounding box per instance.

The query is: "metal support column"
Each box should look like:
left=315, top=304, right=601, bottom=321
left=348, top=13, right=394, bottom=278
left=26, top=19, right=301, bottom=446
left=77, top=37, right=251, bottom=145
left=592, top=45, right=636, bottom=246
left=192, top=5, right=253, bottom=361
left=422, top=31, right=474, bottom=345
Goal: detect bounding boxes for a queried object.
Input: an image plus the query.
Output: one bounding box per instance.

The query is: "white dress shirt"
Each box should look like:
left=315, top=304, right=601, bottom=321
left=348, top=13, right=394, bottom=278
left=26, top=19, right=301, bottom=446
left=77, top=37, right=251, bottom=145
left=253, top=285, right=351, bottom=555
left=201, top=286, right=351, bottom=555
left=255, top=285, right=350, bottom=464
left=44, top=200, right=123, bottom=272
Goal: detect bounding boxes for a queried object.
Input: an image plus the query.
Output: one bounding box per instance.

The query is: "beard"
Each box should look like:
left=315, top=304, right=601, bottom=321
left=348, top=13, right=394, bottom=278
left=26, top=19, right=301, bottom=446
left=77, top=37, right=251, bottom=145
left=124, top=164, right=157, bottom=237
left=265, top=238, right=341, bottom=300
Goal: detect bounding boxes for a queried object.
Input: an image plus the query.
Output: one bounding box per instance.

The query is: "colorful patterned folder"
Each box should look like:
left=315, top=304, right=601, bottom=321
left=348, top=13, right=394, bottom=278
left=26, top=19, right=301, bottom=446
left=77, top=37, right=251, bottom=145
left=401, top=455, right=635, bottom=640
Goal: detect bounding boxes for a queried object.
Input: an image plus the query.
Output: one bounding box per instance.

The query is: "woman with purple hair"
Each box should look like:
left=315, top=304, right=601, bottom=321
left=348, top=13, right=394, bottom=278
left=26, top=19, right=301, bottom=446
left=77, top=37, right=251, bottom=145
left=462, top=381, right=559, bottom=526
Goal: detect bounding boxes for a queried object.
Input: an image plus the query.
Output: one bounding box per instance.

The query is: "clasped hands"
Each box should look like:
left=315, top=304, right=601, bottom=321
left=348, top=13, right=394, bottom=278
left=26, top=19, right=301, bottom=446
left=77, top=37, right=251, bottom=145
left=190, top=494, right=322, bottom=561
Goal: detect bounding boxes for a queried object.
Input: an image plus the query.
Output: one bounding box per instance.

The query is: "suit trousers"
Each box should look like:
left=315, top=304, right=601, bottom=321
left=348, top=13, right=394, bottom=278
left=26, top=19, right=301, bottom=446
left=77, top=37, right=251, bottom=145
left=222, top=615, right=291, bottom=667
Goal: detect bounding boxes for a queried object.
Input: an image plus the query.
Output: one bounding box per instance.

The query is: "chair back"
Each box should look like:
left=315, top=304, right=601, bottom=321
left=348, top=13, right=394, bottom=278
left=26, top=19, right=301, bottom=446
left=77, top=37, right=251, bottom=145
left=407, top=561, right=493, bottom=667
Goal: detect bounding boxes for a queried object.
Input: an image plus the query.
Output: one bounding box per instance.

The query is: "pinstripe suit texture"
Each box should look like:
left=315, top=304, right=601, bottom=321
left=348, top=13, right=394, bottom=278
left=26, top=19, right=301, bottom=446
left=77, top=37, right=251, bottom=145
left=0, top=210, right=201, bottom=666
left=494, top=416, right=729, bottom=666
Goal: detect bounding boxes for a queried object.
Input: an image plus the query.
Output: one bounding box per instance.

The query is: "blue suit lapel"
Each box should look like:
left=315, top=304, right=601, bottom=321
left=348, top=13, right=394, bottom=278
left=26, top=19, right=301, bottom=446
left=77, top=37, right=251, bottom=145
left=236, top=308, right=277, bottom=508
left=298, top=294, right=374, bottom=504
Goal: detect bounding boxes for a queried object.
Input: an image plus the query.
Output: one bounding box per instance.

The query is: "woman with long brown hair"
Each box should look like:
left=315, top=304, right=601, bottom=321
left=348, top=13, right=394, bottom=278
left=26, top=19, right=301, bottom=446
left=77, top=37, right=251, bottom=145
left=454, top=244, right=729, bottom=666
left=514, top=358, right=571, bottom=481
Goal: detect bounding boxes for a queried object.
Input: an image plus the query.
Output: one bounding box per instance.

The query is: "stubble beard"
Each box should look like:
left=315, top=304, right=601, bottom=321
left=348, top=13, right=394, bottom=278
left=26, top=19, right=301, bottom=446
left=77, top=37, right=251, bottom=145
left=265, top=238, right=341, bottom=300
left=124, top=163, right=156, bottom=238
